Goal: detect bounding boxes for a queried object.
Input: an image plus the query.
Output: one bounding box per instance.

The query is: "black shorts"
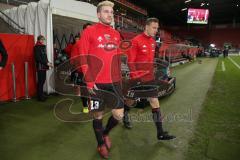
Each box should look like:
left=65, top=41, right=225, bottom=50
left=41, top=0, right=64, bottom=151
left=123, top=79, right=169, bottom=99
left=88, top=82, right=124, bottom=112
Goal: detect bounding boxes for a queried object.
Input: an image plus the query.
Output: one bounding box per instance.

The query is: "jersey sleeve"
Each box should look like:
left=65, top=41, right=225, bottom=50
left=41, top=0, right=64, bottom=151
left=127, top=38, right=138, bottom=78
left=78, top=28, right=94, bottom=89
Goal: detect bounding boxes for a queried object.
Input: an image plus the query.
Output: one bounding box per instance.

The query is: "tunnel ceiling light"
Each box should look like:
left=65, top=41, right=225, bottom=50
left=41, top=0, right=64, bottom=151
left=210, top=44, right=215, bottom=48
left=13, top=0, right=28, bottom=4
left=181, top=8, right=187, bottom=11
left=185, top=0, right=191, bottom=3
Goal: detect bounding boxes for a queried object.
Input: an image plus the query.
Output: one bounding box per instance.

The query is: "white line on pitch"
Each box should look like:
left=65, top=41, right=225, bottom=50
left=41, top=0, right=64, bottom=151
left=228, top=57, right=240, bottom=70
left=221, top=61, right=226, bottom=71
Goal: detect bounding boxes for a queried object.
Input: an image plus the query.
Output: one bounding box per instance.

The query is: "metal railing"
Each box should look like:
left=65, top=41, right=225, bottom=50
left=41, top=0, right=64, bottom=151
left=0, top=10, right=25, bottom=34
left=114, top=14, right=145, bottom=31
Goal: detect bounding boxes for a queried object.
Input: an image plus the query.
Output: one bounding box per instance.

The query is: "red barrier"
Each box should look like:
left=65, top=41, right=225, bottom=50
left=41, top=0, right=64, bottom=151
left=0, top=34, right=36, bottom=101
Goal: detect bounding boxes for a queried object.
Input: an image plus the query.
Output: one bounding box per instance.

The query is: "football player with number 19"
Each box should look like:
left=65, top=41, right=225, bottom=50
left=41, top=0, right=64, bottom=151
left=125, top=18, right=176, bottom=141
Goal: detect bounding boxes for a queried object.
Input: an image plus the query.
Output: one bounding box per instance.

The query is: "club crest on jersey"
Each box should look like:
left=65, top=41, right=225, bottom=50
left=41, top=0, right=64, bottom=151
left=104, top=34, right=111, bottom=41
left=97, top=36, right=103, bottom=42
left=143, top=45, right=147, bottom=48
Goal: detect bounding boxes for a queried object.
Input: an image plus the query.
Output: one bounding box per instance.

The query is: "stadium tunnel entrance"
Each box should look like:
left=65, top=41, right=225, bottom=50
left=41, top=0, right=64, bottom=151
left=52, top=15, right=92, bottom=51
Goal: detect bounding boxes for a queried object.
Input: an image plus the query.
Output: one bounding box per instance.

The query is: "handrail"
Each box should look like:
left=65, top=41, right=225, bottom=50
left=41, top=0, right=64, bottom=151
left=113, top=0, right=147, bottom=15
left=114, top=14, right=145, bottom=31
left=0, top=10, right=25, bottom=34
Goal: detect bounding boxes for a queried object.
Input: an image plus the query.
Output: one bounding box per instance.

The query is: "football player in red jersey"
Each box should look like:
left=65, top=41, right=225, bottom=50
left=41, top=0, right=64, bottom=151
left=76, top=1, right=123, bottom=159
left=125, top=18, right=176, bottom=141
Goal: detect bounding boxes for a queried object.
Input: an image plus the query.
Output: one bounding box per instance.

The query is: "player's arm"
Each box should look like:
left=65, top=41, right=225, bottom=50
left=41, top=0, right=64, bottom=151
left=78, top=29, right=95, bottom=89
left=70, top=43, right=79, bottom=65
left=0, top=40, right=8, bottom=69
left=127, top=39, right=138, bottom=78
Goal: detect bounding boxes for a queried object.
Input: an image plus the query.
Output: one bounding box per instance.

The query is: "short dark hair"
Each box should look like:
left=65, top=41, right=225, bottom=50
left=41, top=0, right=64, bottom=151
left=145, top=18, right=159, bottom=26
left=116, top=25, right=121, bottom=29
left=74, top=35, right=80, bottom=39
left=83, top=23, right=91, bottom=30
left=37, top=35, right=45, bottom=41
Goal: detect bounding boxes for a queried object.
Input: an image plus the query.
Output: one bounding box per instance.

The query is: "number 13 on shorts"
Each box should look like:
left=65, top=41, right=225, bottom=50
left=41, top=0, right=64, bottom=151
left=89, top=100, right=100, bottom=111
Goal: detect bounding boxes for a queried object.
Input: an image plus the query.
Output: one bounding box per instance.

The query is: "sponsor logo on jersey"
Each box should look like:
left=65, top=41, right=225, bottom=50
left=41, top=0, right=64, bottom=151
left=97, top=44, right=104, bottom=48
left=104, top=34, right=111, bottom=41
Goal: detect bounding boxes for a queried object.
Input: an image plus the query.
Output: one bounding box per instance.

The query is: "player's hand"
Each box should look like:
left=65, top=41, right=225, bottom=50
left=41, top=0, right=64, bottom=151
left=88, top=88, right=95, bottom=95
left=47, top=62, right=54, bottom=68
left=0, top=67, right=3, bottom=70
left=88, top=85, right=98, bottom=95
